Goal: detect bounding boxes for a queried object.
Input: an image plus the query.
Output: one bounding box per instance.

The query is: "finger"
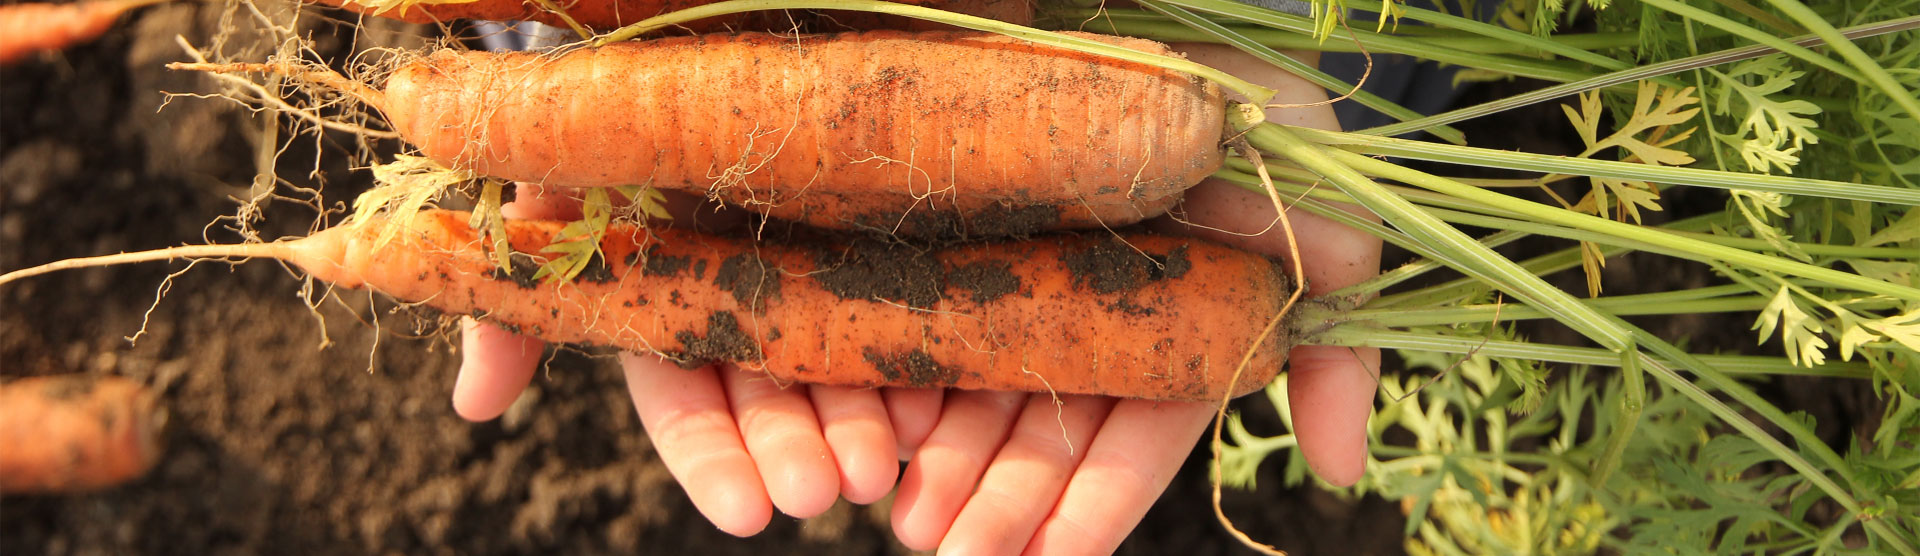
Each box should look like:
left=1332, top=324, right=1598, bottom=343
left=620, top=353, right=773, bottom=537
left=451, top=319, right=543, bottom=421
left=1175, top=43, right=1339, bottom=128
left=882, top=387, right=944, bottom=457
left=1287, top=344, right=1379, bottom=487
left=889, top=389, right=1026, bottom=550
left=808, top=385, right=899, bottom=504
left=451, top=183, right=580, bottom=421
left=1157, top=180, right=1382, bottom=296
left=939, top=394, right=1115, bottom=555
left=1023, top=400, right=1214, bottom=556
left=720, top=366, right=841, bottom=519
left=503, top=183, right=584, bottom=220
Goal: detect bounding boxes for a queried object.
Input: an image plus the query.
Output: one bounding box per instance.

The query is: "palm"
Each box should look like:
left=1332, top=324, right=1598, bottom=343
left=451, top=46, right=1381, bottom=551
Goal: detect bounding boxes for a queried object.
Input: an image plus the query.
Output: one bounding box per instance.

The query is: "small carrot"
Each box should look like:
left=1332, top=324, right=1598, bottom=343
left=171, top=30, right=1225, bottom=207
left=0, top=210, right=1294, bottom=401
left=0, top=0, right=165, bottom=65
left=0, top=375, right=164, bottom=494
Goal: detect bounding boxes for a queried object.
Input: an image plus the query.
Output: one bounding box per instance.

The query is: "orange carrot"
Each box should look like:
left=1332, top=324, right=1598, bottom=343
left=174, top=30, right=1226, bottom=207
left=0, top=375, right=164, bottom=493
left=0, top=210, right=1293, bottom=401
left=306, top=0, right=1032, bottom=31
left=0, top=0, right=161, bottom=65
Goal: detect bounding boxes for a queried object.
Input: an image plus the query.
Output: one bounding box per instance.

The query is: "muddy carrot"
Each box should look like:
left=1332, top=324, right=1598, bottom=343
left=0, top=210, right=1294, bottom=401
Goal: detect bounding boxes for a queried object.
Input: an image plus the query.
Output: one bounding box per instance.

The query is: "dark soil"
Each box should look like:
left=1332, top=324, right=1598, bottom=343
left=810, top=238, right=947, bottom=308
left=672, top=311, right=762, bottom=368
left=0, top=5, right=1408, bottom=555
left=1065, top=239, right=1192, bottom=295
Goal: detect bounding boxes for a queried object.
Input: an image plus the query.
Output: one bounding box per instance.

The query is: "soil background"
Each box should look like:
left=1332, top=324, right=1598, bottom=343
left=0, top=5, right=1414, bottom=554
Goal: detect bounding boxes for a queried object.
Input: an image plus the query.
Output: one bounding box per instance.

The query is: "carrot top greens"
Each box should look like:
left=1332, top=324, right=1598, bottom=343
left=1087, top=0, right=1918, bottom=552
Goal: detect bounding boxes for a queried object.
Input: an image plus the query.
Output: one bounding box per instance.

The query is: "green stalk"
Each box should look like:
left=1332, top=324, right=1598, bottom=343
left=1344, top=296, right=1776, bottom=327
left=1763, top=0, right=1920, bottom=126
left=1128, top=0, right=1466, bottom=144
left=1148, top=0, right=1601, bottom=83
left=1419, top=203, right=1916, bottom=274
left=1247, top=119, right=1632, bottom=350
left=1067, top=15, right=1639, bottom=54
left=1219, top=160, right=1518, bottom=217
left=1638, top=0, right=1864, bottom=82
left=1322, top=146, right=1920, bottom=300
left=1358, top=284, right=1898, bottom=327
left=1252, top=123, right=1913, bottom=551
left=1329, top=0, right=1631, bottom=70
left=593, top=0, right=1273, bottom=103
left=1590, top=341, right=1645, bottom=488
left=1335, top=229, right=1531, bottom=299
left=1364, top=210, right=1735, bottom=308
left=1289, top=126, right=1920, bottom=206
left=1356, top=15, right=1920, bottom=137
left=1312, top=327, right=1874, bottom=380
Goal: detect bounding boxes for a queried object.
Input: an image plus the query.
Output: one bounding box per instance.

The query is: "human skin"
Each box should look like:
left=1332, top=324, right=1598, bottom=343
left=449, top=46, right=1382, bottom=552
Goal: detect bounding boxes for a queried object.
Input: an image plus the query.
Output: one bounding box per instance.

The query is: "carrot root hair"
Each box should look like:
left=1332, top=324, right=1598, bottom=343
left=0, top=242, right=291, bottom=287
left=167, top=61, right=389, bottom=110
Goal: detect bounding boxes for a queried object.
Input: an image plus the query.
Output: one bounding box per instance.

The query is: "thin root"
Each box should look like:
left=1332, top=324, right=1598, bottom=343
left=1209, top=123, right=1306, bottom=556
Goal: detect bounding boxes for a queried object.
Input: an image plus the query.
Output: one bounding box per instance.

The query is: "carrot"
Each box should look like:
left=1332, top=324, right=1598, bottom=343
left=732, top=189, right=1184, bottom=239
left=0, top=375, right=164, bottom=494
left=173, top=30, right=1225, bottom=206
left=0, top=0, right=164, bottom=65
left=306, top=0, right=1032, bottom=31
left=0, top=210, right=1294, bottom=402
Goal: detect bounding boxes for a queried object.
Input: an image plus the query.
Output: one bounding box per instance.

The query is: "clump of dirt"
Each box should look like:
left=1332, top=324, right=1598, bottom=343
left=811, top=239, right=945, bottom=308
left=488, top=252, right=545, bottom=289
left=634, top=247, right=690, bottom=277
left=574, top=252, right=618, bottom=284
left=946, top=260, right=1020, bottom=303
left=713, top=253, right=780, bottom=312
left=1063, top=238, right=1191, bottom=294
left=862, top=202, right=1063, bottom=240
left=671, top=311, right=761, bottom=368
left=861, top=349, right=959, bottom=387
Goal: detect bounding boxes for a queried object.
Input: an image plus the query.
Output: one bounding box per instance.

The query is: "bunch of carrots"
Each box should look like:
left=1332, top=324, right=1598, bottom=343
left=5, top=0, right=1303, bottom=403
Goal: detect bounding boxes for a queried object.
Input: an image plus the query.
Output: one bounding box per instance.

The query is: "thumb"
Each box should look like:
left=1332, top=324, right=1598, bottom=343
left=1285, top=344, right=1378, bottom=487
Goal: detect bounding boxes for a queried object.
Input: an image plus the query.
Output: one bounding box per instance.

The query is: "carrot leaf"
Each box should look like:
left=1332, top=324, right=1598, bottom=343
left=467, top=179, right=514, bottom=272
left=346, top=0, right=482, bottom=17
left=350, top=155, right=470, bottom=249
left=1753, top=285, right=1828, bottom=367
left=532, top=188, right=616, bottom=284
left=1707, top=55, right=1822, bottom=174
